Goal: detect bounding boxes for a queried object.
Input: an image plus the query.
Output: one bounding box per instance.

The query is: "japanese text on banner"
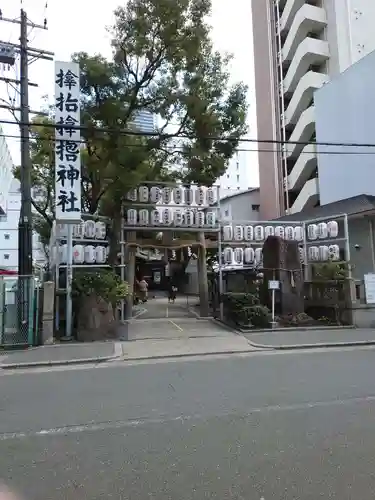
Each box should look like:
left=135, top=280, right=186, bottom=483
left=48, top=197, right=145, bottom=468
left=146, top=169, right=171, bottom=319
left=54, top=61, right=81, bottom=221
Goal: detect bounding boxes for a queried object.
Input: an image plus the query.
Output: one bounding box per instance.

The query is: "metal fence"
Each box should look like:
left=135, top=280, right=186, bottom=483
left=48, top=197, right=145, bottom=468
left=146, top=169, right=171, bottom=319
left=0, top=276, right=41, bottom=347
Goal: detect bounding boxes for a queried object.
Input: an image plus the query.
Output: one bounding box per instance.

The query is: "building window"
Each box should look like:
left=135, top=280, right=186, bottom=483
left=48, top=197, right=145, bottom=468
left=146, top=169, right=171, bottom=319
left=4, top=233, right=9, bottom=240
left=226, top=174, right=230, bottom=179
left=224, top=209, right=229, bottom=217
left=236, top=162, right=239, bottom=170
left=236, top=175, right=240, bottom=182
left=3, top=254, right=9, bottom=260
left=252, top=204, right=260, bottom=212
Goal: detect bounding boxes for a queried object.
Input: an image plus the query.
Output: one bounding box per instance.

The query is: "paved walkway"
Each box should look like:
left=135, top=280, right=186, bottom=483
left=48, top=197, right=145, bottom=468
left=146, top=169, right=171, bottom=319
left=244, top=327, right=375, bottom=349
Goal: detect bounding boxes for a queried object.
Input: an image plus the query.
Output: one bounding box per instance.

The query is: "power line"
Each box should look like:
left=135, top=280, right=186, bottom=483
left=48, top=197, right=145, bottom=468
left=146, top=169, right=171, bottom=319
left=1, top=132, right=375, bottom=156
left=1, top=117, right=375, bottom=149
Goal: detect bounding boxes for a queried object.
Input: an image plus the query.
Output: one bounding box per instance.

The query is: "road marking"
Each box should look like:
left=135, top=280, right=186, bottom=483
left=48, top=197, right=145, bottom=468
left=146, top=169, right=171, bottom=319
left=132, top=307, right=148, bottom=319
left=3, top=394, right=375, bottom=441
left=169, top=319, right=183, bottom=331
left=166, top=305, right=169, bottom=318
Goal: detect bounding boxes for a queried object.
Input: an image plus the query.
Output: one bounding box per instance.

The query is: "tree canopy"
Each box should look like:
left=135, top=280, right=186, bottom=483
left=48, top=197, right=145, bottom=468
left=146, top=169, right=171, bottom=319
left=17, top=0, right=248, bottom=246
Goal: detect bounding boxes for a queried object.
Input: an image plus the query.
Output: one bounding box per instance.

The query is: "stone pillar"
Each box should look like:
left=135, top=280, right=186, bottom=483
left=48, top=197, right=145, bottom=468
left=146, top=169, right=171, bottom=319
left=42, top=281, right=54, bottom=344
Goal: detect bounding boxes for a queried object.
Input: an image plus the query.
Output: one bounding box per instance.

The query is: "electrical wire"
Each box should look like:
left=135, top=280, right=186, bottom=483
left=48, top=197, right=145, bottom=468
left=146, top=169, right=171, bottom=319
left=1, top=132, right=375, bottom=156
left=1, top=117, right=375, bottom=149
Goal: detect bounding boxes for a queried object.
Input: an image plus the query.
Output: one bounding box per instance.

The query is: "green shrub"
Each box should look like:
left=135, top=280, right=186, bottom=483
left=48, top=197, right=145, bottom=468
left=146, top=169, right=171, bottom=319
left=73, top=269, right=128, bottom=304
left=222, top=292, right=270, bottom=328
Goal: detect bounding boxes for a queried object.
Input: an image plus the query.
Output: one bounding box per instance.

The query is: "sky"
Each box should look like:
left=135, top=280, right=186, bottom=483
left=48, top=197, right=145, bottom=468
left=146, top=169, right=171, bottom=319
left=0, top=0, right=259, bottom=187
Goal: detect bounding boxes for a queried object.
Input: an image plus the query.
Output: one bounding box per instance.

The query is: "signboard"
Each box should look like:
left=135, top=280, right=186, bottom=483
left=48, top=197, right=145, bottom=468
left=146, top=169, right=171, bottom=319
left=364, top=273, right=375, bottom=304
left=268, top=280, right=280, bottom=290
left=54, top=61, right=81, bottom=222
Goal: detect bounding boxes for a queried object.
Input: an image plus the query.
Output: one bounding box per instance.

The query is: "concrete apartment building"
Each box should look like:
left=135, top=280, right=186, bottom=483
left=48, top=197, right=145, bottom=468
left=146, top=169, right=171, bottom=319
left=251, top=0, right=375, bottom=219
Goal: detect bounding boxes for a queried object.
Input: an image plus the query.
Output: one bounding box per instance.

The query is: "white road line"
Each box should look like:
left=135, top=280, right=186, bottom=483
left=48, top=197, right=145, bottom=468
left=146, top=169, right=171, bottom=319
left=2, top=394, right=375, bottom=441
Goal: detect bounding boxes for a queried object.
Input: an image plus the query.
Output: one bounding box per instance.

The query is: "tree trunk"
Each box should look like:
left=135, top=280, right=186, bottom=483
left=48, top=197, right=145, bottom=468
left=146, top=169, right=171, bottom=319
left=197, top=231, right=209, bottom=317
left=125, top=231, right=136, bottom=320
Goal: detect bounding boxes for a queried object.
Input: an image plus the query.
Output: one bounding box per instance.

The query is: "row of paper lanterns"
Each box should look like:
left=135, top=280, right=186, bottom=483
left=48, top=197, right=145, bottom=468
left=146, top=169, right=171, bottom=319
left=223, top=221, right=339, bottom=242
left=126, top=209, right=217, bottom=227
left=53, top=244, right=109, bottom=264
left=56, top=221, right=107, bottom=240
left=127, top=186, right=216, bottom=206
left=222, top=244, right=341, bottom=266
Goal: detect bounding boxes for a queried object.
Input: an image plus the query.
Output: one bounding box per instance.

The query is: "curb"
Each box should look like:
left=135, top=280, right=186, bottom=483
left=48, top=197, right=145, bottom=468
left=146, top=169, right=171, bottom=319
left=241, top=325, right=356, bottom=334
left=120, top=347, right=261, bottom=362
left=0, top=355, right=119, bottom=370
left=247, top=339, right=375, bottom=350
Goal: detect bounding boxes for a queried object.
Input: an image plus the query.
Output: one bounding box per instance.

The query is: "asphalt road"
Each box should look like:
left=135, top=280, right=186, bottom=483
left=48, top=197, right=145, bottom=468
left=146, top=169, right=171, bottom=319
left=2, top=348, right=375, bottom=499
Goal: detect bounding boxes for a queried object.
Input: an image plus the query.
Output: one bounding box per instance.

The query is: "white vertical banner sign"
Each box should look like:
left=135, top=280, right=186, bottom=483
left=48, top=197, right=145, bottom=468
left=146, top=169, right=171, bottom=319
left=54, top=61, right=81, bottom=221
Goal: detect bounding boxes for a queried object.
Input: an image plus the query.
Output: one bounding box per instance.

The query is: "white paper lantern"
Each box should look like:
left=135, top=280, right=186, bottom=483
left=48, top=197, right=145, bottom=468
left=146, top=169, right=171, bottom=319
left=195, top=211, right=205, bottom=227
left=244, top=247, right=255, bottom=264
left=95, top=221, right=106, bottom=239
left=319, top=245, right=329, bottom=261
left=84, top=220, right=96, bottom=238
left=195, top=187, right=205, bottom=205
left=307, top=224, right=318, bottom=240
left=275, top=226, right=285, bottom=239
left=294, top=226, right=304, bottom=241
left=73, top=245, right=84, bottom=264
left=223, top=225, right=233, bottom=241
left=126, top=209, right=138, bottom=226
left=162, top=187, right=172, bottom=204
left=187, top=246, right=192, bottom=257
left=173, top=187, right=184, bottom=204
left=255, top=248, right=263, bottom=265
left=234, top=247, right=244, bottom=265
left=126, top=188, right=137, bottom=201
left=174, top=209, right=183, bottom=226
left=106, top=246, right=110, bottom=259
left=265, top=226, right=274, bottom=239
left=185, top=187, right=194, bottom=205
left=206, top=187, right=215, bottom=205
left=308, top=246, right=319, bottom=261
left=95, top=246, right=107, bottom=264
left=329, top=244, right=340, bottom=261
left=171, top=250, right=176, bottom=259
left=298, top=247, right=305, bottom=264
left=138, top=186, right=149, bottom=203
left=223, top=247, right=233, bottom=265
left=138, top=209, right=149, bottom=226
left=151, top=210, right=161, bottom=225
left=234, top=225, right=244, bottom=241
left=317, top=222, right=328, bottom=239
left=72, top=222, right=84, bottom=239
left=184, top=210, right=194, bottom=226
left=162, top=208, right=172, bottom=225
left=285, top=226, right=294, bottom=240
left=56, top=223, right=67, bottom=238
left=327, top=220, right=339, bottom=238
left=206, top=211, right=216, bottom=227
left=254, top=225, right=264, bottom=241
left=59, top=244, right=67, bottom=264
left=84, top=245, right=95, bottom=263
left=244, top=226, right=254, bottom=241
left=150, top=186, right=161, bottom=203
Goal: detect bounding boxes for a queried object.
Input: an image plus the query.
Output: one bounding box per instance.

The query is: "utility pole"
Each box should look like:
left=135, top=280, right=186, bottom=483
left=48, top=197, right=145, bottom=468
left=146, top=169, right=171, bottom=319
left=18, top=9, right=32, bottom=279
left=0, top=9, right=53, bottom=342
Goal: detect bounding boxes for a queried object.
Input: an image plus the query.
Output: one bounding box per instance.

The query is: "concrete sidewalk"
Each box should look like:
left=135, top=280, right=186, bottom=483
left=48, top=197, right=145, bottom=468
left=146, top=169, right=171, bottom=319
left=0, top=342, right=121, bottom=369
left=244, top=328, right=375, bottom=349
left=0, top=322, right=257, bottom=369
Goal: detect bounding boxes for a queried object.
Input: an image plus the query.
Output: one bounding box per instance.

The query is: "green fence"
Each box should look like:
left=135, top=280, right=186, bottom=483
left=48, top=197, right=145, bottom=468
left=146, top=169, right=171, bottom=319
left=0, top=276, right=41, bottom=347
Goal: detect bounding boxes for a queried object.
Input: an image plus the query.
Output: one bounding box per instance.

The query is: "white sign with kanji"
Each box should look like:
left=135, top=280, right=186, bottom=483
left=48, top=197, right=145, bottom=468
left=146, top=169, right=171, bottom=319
left=54, top=61, right=81, bottom=222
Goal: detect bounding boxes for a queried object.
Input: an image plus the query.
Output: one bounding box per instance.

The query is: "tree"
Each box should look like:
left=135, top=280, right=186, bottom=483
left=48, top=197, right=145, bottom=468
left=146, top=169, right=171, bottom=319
left=23, top=0, right=248, bottom=276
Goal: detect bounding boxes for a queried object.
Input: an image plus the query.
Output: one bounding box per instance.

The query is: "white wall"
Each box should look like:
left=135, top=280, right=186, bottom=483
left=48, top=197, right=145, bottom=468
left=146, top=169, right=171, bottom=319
left=315, top=49, right=375, bottom=205
left=218, top=150, right=250, bottom=196
left=0, top=179, right=47, bottom=270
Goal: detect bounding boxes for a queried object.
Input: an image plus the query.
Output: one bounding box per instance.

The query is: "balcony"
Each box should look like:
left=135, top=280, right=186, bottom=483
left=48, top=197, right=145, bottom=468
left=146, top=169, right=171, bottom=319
left=287, top=144, right=317, bottom=191
left=290, top=177, right=319, bottom=214
left=286, top=106, right=315, bottom=158
left=282, top=5, right=327, bottom=63
left=285, top=71, right=327, bottom=126
left=283, top=38, right=329, bottom=95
